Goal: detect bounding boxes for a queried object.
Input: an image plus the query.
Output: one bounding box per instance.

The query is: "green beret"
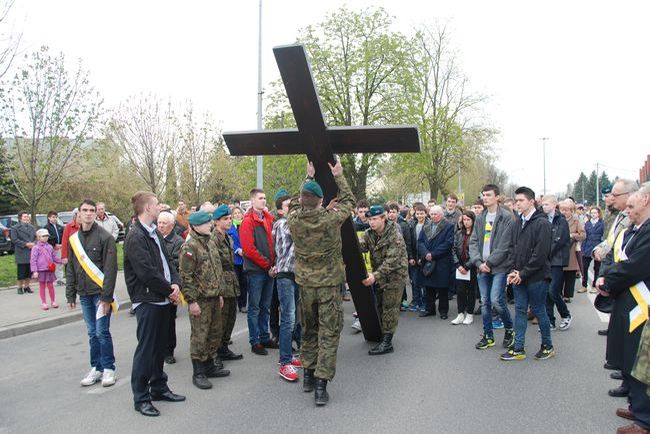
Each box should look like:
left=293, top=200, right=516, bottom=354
left=365, top=205, right=386, bottom=218
left=274, top=189, right=289, bottom=202
left=302, top=180, right=323, bottom=198
left=213, top=204, right=231, bottom=220
left=601, top=184, right=613, bottom=195
left=188, top=210, right=212, bottom=226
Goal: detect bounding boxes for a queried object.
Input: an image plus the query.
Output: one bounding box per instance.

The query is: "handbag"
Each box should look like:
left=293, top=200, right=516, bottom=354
left=47, top=262, right=56, bottom=272
left=422, top=259, right=436, bottom=277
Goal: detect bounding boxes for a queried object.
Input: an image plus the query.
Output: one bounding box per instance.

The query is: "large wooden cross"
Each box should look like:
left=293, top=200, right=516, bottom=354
left=223, top=44, right=420, bottom=342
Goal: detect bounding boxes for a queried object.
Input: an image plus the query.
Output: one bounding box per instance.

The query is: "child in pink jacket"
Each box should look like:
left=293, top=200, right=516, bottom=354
left=31, top=229, right=62, bottom=310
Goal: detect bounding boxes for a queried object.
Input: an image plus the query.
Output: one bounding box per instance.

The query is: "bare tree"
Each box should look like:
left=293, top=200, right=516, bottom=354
left=0, top=0, right=21, bottom=78
left=108, top=94, right=177, bottom=195
left=0, top=46, right=102, bottom=220
left=177, top=103, right=220, bottom=204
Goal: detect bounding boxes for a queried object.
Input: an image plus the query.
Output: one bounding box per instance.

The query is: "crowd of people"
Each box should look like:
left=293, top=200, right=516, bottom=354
left=8, top=161, right=650, bottom=432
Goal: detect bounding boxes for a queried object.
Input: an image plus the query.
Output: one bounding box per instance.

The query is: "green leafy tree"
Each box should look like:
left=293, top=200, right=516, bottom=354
left=163, top=154, right=178, bottom=206
left=574, top=172, right=588, bottom=204
left=0, top=46, right=102, bottom=221
left=0, top=140, right=15, bottom=213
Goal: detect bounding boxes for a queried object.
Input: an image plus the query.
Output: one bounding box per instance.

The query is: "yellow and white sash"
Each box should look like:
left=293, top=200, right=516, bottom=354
left=69, top=232, right=118, bottom=314
left=613, top=229, right=650, bottom=332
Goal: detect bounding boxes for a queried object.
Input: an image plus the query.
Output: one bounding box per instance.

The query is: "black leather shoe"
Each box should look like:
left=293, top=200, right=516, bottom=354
left=24, top=287, right=33, bottom=293
left=262, top=339, right=279, bottom=349
left=440, top=314, right=448, bottom=320
left=134, top=401, right=160, bottom=417
left=611, top=371, right=624, bottom=380
left=314, top=378, right=329, bottom=406
left=251, top=343, right=268, bottom=355
left=151, top=391, right=186, bottom=402
left=598, top=329, right=608, bottom=336
left=609, top=386, right=630, bottom=397
left=604, top=362, right=618, bottom=370
left=164, top=355, right=176, bottom=364
left=418, top=311, right=435, bottom=317
left=204, top=359, right=230, bottom=378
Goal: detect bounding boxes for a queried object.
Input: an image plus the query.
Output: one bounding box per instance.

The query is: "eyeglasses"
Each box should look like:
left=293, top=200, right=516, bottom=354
left=612, top=192, right=630, bottom=198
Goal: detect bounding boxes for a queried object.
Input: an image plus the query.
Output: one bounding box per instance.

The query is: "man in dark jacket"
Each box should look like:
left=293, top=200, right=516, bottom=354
left=417, top=205, right=454, bottom=319
left=469, top=184, right=515, bottom=350
left=124, top=191, right=184, bottom=417
left=65, top=200, right=118, bottom=388
left=240, top=188, right=277, bottom=355
left=157, top=210, right=184, bottom=365
left=541, top=195, right=572, bottom=331
left=44, top=211, right=65, bottom=285
left=597, top=185, right=650, bottom=431
left=11, top=211, right=36, bottom=294
left=501, top=187, right=554, bottom=362
left=408, top=203, right=429, bottom=311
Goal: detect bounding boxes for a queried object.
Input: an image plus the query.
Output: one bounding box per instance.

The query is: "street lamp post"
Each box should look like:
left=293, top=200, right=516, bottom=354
left=540, top=137, right=549, bottom=195
left=256, top=0, right=263, bottom=188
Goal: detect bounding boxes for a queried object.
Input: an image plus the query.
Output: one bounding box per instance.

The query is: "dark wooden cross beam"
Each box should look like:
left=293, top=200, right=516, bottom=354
left=224, top=44, right=420, bottom=342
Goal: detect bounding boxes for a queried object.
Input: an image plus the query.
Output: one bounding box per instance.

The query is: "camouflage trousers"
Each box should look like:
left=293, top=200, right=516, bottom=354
left=377, top=282, right=402, bottom=335
left=190, top=298, right=222, bottom=362
left=632, top=320, right=650, bottom=396
left=221, top=296, right=237, bottom=347
left=300, top=285, right=343, bottom=381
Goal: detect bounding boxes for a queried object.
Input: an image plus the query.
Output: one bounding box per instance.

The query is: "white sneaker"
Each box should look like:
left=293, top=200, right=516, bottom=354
left=80, top=368, right=102, bottom=386
left=351, top=319, right=362, bottom=333
left=101, top=369, right=116, bottom=387
left=462, top=314, right=474, bottom=325
left=450, top=313, right=465, bottom=325
left=559, top=316, right=572, bottom=331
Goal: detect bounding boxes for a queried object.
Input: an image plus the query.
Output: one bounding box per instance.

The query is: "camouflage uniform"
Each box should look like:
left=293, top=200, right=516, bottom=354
left=179, top=229, right=224, bottom=362
left=212, top=230, right=240, bottom=347
left=359, top=219, right=408, bottom=335
left=633, top=320, right=650, bottom=393
left=287, top=174, right=355, bottom=381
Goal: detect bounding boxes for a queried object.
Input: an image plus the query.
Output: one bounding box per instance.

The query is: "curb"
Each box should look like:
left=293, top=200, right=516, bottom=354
left=0, top=300, right=132, bottom=340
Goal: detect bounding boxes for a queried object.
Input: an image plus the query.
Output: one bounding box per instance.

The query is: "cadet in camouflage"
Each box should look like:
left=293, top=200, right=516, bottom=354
left=212, top=205, right=244, bottom=361
left=179, top=211, right=230, bottom=389
left=359, top=205, right=408, bottom=355
left=287, top=159, right=355, bottom=406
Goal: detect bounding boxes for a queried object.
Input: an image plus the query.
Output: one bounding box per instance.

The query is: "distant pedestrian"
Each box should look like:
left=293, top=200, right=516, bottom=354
left=11, top=211, right=36, bottom=294
left=95, top=202, right=119, bottom=240
left=451, top=210, right=477, bottom=325
left=30, top=228, right=62, bottom=310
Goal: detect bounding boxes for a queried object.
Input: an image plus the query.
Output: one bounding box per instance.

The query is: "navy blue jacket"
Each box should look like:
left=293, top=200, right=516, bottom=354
left=582, top=219, right=604, bottom=257
left=417, top=218, right=454, bottom=288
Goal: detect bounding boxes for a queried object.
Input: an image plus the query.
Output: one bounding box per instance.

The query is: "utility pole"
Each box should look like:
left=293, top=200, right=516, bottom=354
left=596, top=162, right=600, bottom=208
left=540, top=137, right=549, bottom=195
left=256, top=0, right=263, bottom=188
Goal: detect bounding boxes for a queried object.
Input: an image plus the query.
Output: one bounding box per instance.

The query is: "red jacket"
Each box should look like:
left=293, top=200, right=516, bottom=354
left=61, top=221, right=80, bottom=260
left=239, top=208, right=274, bottom=272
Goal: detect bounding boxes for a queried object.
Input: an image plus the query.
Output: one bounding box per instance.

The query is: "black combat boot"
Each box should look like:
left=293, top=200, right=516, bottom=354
left=191, top=359, right=212, bottom=389
left=212, top=356, right=224, bottom=370
left=204, top=358, right=230, bottom=378
left=368, top=334, right=394, bottom=355
left=303, top=368, right=315, bottom=392
left=314, top=378, right=329, bottom=406
left=217, top=345, right=244, bottom=361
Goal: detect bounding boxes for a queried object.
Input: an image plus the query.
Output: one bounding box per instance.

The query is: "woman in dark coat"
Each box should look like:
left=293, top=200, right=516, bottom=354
left=580, top=207, right=604, bottom=292
left=417, top=206, right=455, bottom=319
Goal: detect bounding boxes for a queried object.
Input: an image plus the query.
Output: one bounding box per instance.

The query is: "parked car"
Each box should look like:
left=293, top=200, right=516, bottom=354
left=58, top=211, right=74, bottom=225
left=57, top=210, right=124, bottom=242
left=0, top=215, right=18, bottom=229
left=0, top=222, right=12, bottom=254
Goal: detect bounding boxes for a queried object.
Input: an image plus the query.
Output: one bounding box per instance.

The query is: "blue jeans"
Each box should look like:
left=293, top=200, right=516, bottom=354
left=79, top=294, right=115, bottom=371
left=546, top=266, right=570, bottom=326
left=409, top=266, right=423, bottom=306
left=513, top=280, right=553, bottom=350
left=477, top=272, right=513, bottom=337
left=247, top=272, right=273, bottom=345
left=277, top=277, right=298, bottom=365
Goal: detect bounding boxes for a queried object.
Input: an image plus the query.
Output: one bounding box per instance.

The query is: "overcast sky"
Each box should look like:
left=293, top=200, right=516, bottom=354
left=11, top=0, right=649, bottom=196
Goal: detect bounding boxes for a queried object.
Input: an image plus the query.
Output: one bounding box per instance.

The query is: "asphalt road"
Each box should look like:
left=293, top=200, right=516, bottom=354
left=0, top=292, right=626, bottom=433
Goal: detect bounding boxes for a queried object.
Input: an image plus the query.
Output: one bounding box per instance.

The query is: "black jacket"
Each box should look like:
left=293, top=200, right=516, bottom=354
left=508, top=208, right=552, bottom=284
left=124, top=220, right=181, bottom=303
left=409, top=217, right=430, bottom=262
left=602, top=221, right=650, bottom=374
left=162, top=231, right=184, bottom=272
left=44, top=222, right=64, bottom=247
left=396, top=216, right=413, bottom=260
left=65, top=223, right=118, bottom=303
left=548, top=212, right=571, bottom=267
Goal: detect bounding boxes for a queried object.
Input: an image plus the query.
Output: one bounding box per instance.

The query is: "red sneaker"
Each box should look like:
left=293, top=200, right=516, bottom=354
left=290, top=356, right=303, bottom=368
left=279, top=364, right=299, bottom=382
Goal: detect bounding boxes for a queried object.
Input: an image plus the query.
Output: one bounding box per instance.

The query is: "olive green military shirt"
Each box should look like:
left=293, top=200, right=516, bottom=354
left=179, top=229, right=223, bottom=303
left=212, top=230, right=240, bottom=298
left=359, top=219, right=408, bottom=287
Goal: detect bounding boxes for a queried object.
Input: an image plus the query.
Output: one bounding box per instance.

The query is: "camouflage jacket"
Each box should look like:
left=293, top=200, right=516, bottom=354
left=179, top=229, right=223, bottom=303
left=359, top=219, right=408, bottom=288
left=633, top=319, right=650, bottom=388
left=287, top=174, right=355, bottom=288
left=212, top=230, right=240, bottom=298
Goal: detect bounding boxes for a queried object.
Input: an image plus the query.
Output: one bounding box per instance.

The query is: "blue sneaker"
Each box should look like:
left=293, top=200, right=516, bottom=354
left=408, top=304, right=419, bottom=312
left=492, top=319, right=504, bottom=329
